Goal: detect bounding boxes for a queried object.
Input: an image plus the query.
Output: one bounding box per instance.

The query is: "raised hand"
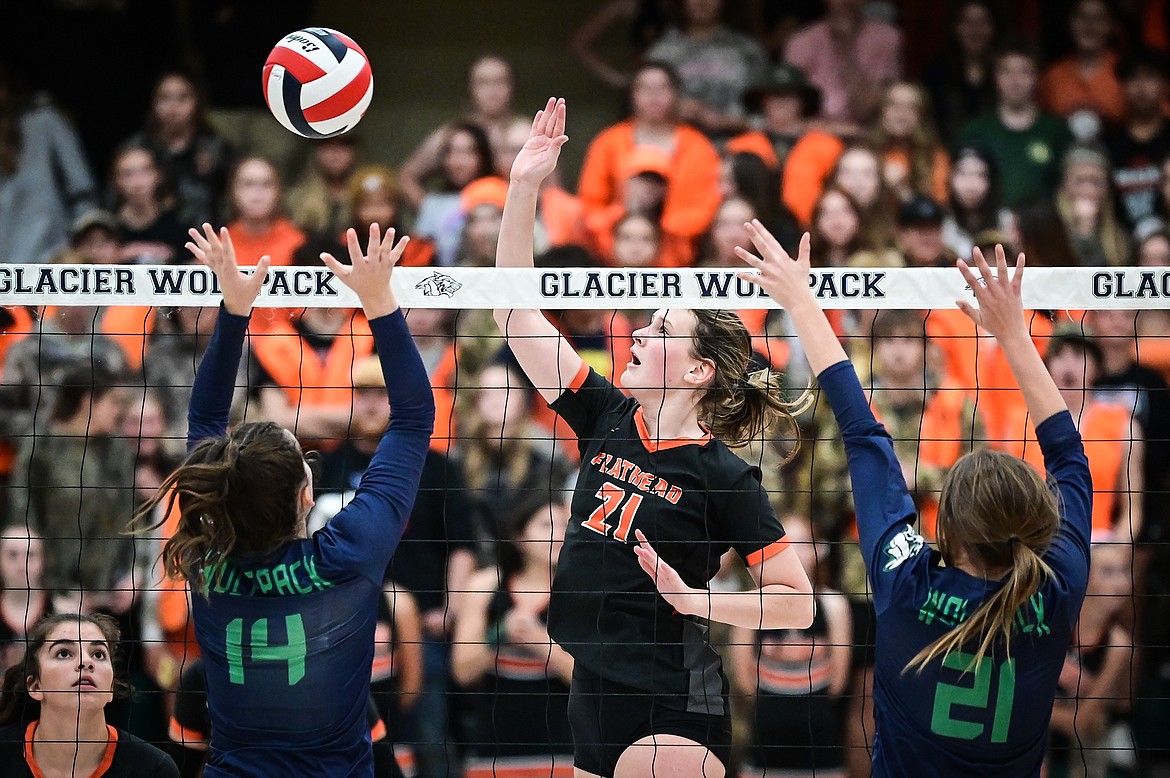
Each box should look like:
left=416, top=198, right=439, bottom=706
left=320, top=224, right=410, bottom=319
left=509, top=97, right=568, bottom=187
left=185, top=223, right=270, bottom=316
left=735, top=222, right=814, bottom=311
left=633, top=530, right=706, bottom=618
left=955, top=245, right=1027, bottom=340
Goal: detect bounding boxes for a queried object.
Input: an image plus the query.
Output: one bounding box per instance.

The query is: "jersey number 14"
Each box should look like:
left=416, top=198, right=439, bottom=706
left=582, top=482, right=644, bottom=543
left=226, top=614, right=308, bottom=686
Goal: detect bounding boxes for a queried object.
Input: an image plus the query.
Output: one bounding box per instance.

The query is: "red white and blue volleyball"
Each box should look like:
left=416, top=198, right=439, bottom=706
left=263, top=28, right=373, bottom=139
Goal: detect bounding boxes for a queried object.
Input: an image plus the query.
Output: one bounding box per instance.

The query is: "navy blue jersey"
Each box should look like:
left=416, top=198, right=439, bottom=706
left=185, top=306, right=433, bottom=777
left=818, top=360, right=1092, bottom=777
left=548, top=364, right=787, bottom=714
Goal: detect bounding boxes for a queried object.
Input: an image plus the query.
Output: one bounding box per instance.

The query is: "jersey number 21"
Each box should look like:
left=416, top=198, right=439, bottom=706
left=931, top=653, right=1016, bottom=743
left=582, top=482, right=644, bottom=543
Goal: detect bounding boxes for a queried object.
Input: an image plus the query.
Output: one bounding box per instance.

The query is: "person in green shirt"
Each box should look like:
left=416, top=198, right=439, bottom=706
left=958, top=41, right=1072, bottom=208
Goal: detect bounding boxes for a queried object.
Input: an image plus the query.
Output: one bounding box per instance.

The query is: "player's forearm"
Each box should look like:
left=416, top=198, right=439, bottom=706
left=787, top=297, right=848, bottom=376
left=494, top=182, right=555, bottom=335
left=696, top=585, right=815, bottom=630
left=372, top=310, right=435, bottom=435
left=188, top=305, right=250, bottom=449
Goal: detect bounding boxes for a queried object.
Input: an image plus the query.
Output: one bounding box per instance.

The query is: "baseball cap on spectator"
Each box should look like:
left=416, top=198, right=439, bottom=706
left=70, top=210, right=119, bottom=246
left=1047, top=323, right=1104, bottom=370
left=460, top=176, right=509, bottom=213
left=352, top=356, right=385, bottom=389
left=623, top=146, right=672, bottom=180
left=744, top=63, right=821, bottom=118
left=897, top=195, right=945, bottom=228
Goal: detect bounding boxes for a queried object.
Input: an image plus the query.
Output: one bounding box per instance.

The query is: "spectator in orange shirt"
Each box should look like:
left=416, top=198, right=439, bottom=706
left=225, top=156, right=305, bottom=268
left=346, top=165, right=434, bottom=267
left=870, top=82, right=950, bottom=204
left=578, top=61, right=721, bottom=268
left=728, top=63, right=843, bottom=228
left=1039, top=0, right=1125, bottom=133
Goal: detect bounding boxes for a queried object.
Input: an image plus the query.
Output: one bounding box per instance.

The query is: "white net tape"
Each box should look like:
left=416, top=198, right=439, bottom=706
left=4, top=264, right=1169, bottom=309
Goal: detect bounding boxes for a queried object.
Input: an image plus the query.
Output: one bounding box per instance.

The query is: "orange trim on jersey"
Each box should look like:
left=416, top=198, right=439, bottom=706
left=758, top=659, right=833, bottom=693
left=633, top=407, right=712, bottom=452
left=168, top=718, right=208, bottom=748
left=567, top=360, right=590, bottom=392
left=370, top=719, right=387, bottom=742
left=744, top=537, right=790, bottom=568
left=25, top=721, right=118, bottom=778
left=463, top=759, right=575, bottom=778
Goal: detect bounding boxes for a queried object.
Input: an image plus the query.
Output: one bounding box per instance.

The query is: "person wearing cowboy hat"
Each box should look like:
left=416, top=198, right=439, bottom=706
left=727, top=63, right=845, bottom=228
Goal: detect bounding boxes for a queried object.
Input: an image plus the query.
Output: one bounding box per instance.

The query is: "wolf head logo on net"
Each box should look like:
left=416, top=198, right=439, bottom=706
left=416, top=272, right=462, bottom=297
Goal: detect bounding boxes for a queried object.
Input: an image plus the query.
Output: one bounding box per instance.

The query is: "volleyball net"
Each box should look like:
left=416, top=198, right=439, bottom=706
left=1, top=264, right=1167, bottom=775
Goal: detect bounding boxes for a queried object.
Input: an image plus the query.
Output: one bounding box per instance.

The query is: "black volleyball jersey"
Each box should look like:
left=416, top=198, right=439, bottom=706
left=547, top=364, right=788, bottom=713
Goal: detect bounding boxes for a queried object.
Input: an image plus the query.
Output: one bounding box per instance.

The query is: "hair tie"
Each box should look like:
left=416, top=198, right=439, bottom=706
left=1007, top=536, right=1022, bottom=546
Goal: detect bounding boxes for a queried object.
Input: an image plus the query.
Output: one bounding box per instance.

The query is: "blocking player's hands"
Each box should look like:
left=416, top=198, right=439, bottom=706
left=509, top=97, right=568, bottom=188
left=186, top=223, right=270, bottom=316
left=956, top=245, right=1028, bottom=341
left=634, top=530, right=707, bottom=618
left=320, top=224, right=410, bottom=320
left=736, top=224, right=814, bottom=312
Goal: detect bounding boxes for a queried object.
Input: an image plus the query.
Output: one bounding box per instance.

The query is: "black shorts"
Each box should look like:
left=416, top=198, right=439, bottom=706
left=567, top=664, right=732, bottom=777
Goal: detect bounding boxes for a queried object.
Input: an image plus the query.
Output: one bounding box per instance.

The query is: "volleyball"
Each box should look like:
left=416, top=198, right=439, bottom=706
left=263, top=27, right=373, bottom=139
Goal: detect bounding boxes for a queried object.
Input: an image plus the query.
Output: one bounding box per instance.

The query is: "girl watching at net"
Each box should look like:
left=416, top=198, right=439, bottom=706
left=496, top=97, right=814, bottom=778
left=736, top=227, right=1091, bottom=776
left=132, top=222, right=434, bottom=776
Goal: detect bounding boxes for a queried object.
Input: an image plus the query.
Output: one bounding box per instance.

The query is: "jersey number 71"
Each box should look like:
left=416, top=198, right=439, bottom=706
left=581, top=482, right=644, bottom=543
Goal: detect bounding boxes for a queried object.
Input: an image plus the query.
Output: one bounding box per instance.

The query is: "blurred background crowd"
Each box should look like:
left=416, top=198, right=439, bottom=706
left=1, top=0, right=1170, bottom=776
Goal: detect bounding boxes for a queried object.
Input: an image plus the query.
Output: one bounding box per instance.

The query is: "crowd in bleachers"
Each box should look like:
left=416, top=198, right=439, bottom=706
left=2, top=0, right=1170, bottom=776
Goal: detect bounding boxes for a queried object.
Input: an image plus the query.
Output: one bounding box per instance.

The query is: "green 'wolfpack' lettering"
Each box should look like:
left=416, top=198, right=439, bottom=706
left=202, top=554, right=333, bottom=597
left=918, top=588, right=1050, bottom=636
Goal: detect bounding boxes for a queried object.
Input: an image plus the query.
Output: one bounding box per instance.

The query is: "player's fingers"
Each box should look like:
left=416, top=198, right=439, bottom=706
left=220, top=228, right=236, bottom=265
left=319, top=252, right=348, bottom=277
left=970, top=247, right=993, bottom=284
left=367, top=222, right=382, bottom=260
left=252, top=256, right=271, bottom=283
left=735, top=245, right=763, bottom=267
left=203, top=223, right=222, bottom=253
left=387, top=234, right=410, bottom=266
left=345, top=228, right=363, bottom=265
left=994, top=243, right=1009, bottom=285
left=797, top=232, right=812, bottom=269
left=956, top=300, right=982, bottom=328
left=552, top=98, right=567, bottom=137
left=1013, top=252, right=1026, bottom=292
left=185, top=243, right=208, bottom=264
left=747, top=219, right=787, bottom=260
left=737, top=271, right=764, bottom=288
left=187, top=227, right=210, bottom=252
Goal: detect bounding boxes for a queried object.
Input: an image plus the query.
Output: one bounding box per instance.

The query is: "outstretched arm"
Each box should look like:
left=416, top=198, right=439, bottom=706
left=185, top=224, right=271, bottom=450
left=955, top=247, right=1066, bottom=425
left=736, top=223, right=916, bottom=581
left=493, top=98, right=584, bottom=404
left=316, top=226, right=436, bottom=581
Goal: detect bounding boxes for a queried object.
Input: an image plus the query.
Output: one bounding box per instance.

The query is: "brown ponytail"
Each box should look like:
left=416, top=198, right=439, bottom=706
left=905, top=449, right=1060, bottom=673
left=689, top=309, right=813, bottom=449
left=130, top=422, right=306, bottom=591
